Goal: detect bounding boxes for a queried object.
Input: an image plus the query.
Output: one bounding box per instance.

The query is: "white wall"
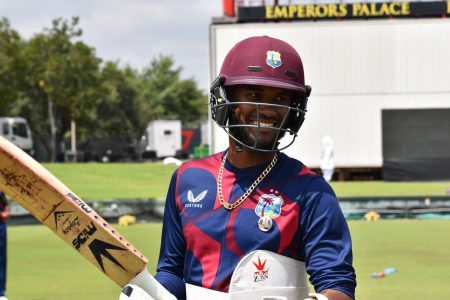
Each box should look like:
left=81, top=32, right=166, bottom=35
left=209, top=18, right=450, bottom=167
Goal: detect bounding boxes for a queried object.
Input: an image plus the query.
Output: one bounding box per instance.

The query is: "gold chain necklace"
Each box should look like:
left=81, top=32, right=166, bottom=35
left=217, top=152, right=278, bottom=210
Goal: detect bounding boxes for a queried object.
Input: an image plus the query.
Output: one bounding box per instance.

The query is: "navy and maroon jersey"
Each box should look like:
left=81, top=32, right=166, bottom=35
left=155, top=151, right=356, bottom=300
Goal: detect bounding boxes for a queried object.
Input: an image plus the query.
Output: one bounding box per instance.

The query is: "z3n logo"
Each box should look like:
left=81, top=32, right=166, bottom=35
left=185, top=190, right=207, bottom=208
left=253, top=256, right=269, bottom=282
left=72, top=222, right=97, bottom=250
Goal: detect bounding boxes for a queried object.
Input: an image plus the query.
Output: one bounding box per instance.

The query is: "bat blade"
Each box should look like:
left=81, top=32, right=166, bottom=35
left=0, top=136, right=148, bottom=287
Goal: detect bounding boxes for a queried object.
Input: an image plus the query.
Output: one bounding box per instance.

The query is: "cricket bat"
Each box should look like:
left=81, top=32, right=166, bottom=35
left=0, top=136, right=175, bottom=300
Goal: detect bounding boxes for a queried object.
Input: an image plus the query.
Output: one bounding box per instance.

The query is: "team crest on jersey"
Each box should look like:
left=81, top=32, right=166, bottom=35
left=255, top=193, right=283, bottom=219
left=253, top=256, right=269, bottom=282
left=266, top=51, right=282, bottom=69
left=185, top=190, right=207, bottom=208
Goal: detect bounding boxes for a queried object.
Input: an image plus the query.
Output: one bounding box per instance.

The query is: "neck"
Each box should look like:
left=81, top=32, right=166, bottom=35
left=227, top=140, right=276, bottom=168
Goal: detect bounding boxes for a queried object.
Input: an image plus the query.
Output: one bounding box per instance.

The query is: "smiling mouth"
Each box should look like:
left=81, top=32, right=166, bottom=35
left=249, top=120, right=276, bottom=128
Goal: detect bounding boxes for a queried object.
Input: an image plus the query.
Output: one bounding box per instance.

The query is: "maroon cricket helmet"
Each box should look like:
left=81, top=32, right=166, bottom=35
left=209, top=36, right=311, bottom=152
left=219, top=36, right=307, bottom=94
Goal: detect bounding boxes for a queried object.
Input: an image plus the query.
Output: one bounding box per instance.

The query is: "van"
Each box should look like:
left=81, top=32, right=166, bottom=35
left=0, top=117, right=34, bottom=154
left=142, top=120, right=181, bottom=159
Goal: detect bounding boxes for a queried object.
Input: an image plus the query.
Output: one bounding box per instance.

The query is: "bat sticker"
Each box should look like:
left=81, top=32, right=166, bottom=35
left=73, top=222, right=97, bottom=250
left=66, top=192, right=92, bottom=213
left=54, top=210, right=81, bottom=234
left=88, top=239, right=127, bottom=272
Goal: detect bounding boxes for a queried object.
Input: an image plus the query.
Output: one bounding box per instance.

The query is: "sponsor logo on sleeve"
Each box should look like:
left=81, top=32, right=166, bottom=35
left=185, top=190, right=207, bottom=208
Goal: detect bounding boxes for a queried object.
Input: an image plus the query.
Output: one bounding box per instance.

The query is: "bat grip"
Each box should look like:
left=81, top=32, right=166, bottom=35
left=128, top=268, right=177, bottom=300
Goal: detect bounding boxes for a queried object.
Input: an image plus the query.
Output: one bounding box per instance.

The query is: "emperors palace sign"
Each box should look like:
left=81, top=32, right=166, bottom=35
left=237, top=0, right=450, bottom=21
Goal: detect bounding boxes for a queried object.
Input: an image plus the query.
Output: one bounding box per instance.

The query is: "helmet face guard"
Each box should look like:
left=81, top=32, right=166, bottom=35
left=209, top=36, right=311, bottom=152
left=210, top=75, right=310, bottom=152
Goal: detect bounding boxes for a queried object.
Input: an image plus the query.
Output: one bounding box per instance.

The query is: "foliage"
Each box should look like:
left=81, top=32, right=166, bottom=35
left=0, top=18, right=26, bottom=113
left=2, top=17, right=208, bottom=161
left=137, top=55, right=208, bottom=130
left=84, top=62, right=140, bottom=140
left=17, top=17, right=101, bottom=161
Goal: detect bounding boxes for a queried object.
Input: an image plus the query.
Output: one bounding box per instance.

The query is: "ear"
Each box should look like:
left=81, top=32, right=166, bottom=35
left=210, top=76, right=231, bottom=126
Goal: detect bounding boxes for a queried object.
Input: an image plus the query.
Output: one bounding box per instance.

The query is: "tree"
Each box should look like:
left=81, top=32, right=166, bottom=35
left=0, top=18, right=26, bottom=114
left=3, top=19, right=208, bottom=161
left=20, top=17, right=101, bottom=161
left=137, top=55, right=208, bottom=131
left=84, top=61, right=140, bottom=140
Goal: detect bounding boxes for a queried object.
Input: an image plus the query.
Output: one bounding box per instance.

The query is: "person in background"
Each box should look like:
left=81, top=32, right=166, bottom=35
left=0, top=191, right=9, bottom=300
left=320, top=135, right=335, bottom=182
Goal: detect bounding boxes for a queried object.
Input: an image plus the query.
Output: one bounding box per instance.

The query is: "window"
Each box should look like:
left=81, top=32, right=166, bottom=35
left=2, top=123, right=9, bottom=135
left=12, top=122, right=28, bottom=138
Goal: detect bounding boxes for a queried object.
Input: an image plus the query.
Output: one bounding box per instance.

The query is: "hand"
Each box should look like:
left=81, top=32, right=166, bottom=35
left=0, top=210, right=9, bottom=222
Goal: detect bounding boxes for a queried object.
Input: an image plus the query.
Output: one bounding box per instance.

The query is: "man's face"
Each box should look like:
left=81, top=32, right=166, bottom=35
left=226, top=85, right=293, bottom=150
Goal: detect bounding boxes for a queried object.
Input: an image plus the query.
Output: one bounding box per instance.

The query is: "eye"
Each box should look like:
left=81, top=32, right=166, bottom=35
left=246, top=92, right=261, bottom=102
left=275, top=95, right=292, bottom=105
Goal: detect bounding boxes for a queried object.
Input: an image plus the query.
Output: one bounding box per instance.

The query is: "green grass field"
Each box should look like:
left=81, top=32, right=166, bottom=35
left=42, top=162, right=450, bottom=199
left=6, top=220, right=450, bottom=299
left=5, top=162, right=449, bottom=299
left=43, top=163, right=179, bottom=200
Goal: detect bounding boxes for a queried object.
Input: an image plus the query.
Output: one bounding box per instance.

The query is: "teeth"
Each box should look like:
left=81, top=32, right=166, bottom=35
left=251, top=121, right=274, bottom=127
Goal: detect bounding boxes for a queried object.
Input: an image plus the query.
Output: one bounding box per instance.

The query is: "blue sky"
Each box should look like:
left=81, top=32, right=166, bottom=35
left=0, top=0, right=223, bottom=89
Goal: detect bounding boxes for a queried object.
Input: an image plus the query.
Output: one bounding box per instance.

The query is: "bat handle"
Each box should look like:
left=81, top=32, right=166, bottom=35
left=128, top=268, right=177, bottom=300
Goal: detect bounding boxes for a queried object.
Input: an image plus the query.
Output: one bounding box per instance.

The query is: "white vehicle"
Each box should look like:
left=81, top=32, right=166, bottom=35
left=143, top=120, right=182, bottom=159
left=0, top=117, right=33, bottom=154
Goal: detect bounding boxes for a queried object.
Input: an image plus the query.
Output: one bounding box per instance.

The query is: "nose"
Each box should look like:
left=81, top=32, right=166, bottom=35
left=254, top=104, right=286, bottom=123
left=258, top=100, right=289, bottom=116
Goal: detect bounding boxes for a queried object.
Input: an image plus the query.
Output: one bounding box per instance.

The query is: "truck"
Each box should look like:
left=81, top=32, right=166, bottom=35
left=0, top=117, right=33, bottom=155
left=142, top=120, right=182, bottom=159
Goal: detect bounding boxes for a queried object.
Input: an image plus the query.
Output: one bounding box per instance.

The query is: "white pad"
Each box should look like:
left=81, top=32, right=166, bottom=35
left=127, top=269, right=176, bottom=300
left=186, top=250, right=309, bottom=300
left=229, top=250, right=308, bottom=292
